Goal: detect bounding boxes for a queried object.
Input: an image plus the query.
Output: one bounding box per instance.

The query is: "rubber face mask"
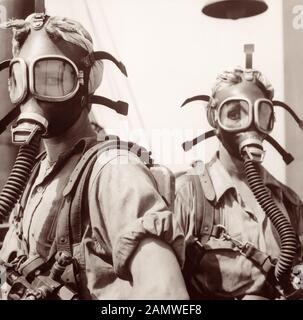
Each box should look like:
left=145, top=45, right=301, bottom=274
left=10, top=29, right=89, bottom=144
left=214, top=82, right=274, bottom=162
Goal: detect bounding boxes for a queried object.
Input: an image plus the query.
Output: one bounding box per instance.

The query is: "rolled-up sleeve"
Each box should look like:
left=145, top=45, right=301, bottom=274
left=89, top=151, right=185, bottom=280
left=0, top=213, right=24, bottom=263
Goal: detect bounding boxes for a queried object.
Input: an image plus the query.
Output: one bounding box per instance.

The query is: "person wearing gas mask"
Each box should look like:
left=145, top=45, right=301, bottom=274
left=0, top=13, right=188, bottom=300
left=175, top=56, right=303, bottom=300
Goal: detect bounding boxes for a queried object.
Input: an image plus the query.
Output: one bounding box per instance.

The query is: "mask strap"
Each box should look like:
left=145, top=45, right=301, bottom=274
left=0, top=105, right=21, bottom=135
left=182, top=130, right=216, bottom=151
left=0, top=60, right=11, bottom=72
left=273, top=100, right=303, bottom=130
left=89, top=95, right=128, bottom=116
left=244, top=44, right=254, bottom=69
left=35, top=0, right=46, bottom=14
left=181, top=95, right=210, bottom=108
left=181, top=129, right=294, bottom=165
left=82, top=51, right=128, bottom=77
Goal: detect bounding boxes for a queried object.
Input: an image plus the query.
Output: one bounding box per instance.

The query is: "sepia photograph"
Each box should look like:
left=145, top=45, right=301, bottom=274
left=0, top=0, right=302, bottom=306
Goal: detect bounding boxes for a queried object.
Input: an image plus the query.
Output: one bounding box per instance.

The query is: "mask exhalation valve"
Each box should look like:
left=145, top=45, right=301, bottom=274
left=11, top=112, right=48, bottom=145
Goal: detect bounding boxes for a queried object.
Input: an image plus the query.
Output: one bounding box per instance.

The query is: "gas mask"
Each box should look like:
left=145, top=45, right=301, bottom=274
left=210, top=80, right=275, bottom=162
left=0, top=13, right=129, bottom=145
left=181, top=44, right=303, bottom=165
left=9, top=52, right=88, bottom=142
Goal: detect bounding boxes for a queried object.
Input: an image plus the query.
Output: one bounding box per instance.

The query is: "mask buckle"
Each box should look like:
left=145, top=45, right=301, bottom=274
left=82, top=52, right=95, bottom=68
left=243, top=43, right=255, bottom=81
left=244, top=44, right=254, bottom=69
left=30, top=13, right=47, bottom=31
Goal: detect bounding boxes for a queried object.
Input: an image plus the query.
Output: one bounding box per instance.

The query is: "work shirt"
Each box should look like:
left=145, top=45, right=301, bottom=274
left=0, top=136, right=184, bottom=299
left=175, top=153, right=303, bottom=299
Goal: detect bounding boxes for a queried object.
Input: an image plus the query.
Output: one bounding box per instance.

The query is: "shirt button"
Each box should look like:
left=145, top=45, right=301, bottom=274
left=37, top=186, right=44, bottom=193
left=59, top=237, right=67, bottom=244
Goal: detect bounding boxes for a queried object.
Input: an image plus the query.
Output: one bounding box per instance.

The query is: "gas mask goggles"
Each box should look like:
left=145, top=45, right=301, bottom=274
left=9, top=55, right=84, bottom=104
left=216, top=96, right=275, bottom=162
left=7, top=54, right=87, bottom=143
left=217, top=97, right=274, bottom=134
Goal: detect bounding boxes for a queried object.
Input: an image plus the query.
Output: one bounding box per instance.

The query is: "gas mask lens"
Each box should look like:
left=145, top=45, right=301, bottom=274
left=8, top=55, right=84, bottom=104
left=33, top=58, right=78, bottom=99
left=9, top=59, right=27, bottom=104
left=218, top=98, right=274, bottom=134
left=219, top=100, right=250, bottom=131
left=257, top=100, right=274, bottom=132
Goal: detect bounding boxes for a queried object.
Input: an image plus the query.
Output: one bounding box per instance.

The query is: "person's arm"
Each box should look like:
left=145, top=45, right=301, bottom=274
left=90, top=150, right=188, bottom=299
left=129, top=238, right=188, bottom=299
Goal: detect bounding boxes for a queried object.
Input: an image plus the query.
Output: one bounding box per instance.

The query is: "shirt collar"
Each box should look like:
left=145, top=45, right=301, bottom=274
left=34, top=135, right=98, bottom=185
left=36, top=135, right=97, bottom=162
left=206, top=152, right=299, bottom=206
left=59, top=135, right=97, bottom=160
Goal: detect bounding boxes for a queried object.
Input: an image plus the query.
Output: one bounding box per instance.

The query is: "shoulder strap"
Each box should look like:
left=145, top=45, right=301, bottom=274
left=54, top=137, right=154, bottom=258
left=53, top=140, right=120, bottom=257
left=183, top=163, right=219, bottom=298
left=191, top=173, right=205, bottom=238
left=190, top=162, right=219, bottom=246
left=53, top=154, right=98, bottom=255
left=63, top=138, right=153, bottom=197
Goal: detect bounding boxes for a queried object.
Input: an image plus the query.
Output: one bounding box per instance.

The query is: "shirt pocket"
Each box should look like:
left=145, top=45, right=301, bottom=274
left=74, top=238, right=117, bottom=293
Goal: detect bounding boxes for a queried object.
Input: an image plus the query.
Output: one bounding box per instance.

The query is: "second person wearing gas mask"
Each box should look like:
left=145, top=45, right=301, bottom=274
left=175, top=67, right=303, bottom=300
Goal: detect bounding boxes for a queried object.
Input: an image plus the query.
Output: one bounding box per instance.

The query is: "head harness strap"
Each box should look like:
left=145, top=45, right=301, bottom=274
left=273, top=100, right=303, bottom=131
left=0, top=60, right=10, bottom=72
left=82, top=51, right=128, bottom=77
left=181, top=95, right=210, bottom=108
left=89, top=95, right=128, bottom=116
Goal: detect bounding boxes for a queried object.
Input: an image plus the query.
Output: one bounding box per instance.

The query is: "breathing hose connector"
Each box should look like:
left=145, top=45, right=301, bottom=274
left=0, top=131, right=41, bottom=223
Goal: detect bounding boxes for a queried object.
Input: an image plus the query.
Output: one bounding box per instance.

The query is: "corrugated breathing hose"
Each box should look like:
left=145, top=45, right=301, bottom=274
left=0, top=135, right=40, bottom=222
left=243, top=157, right=297, bottom=290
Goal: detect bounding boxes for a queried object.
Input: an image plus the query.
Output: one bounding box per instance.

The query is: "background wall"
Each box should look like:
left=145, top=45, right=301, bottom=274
left=283, top=0, right=303, bottom=198
left=44, top=1, right=295, bottom=191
